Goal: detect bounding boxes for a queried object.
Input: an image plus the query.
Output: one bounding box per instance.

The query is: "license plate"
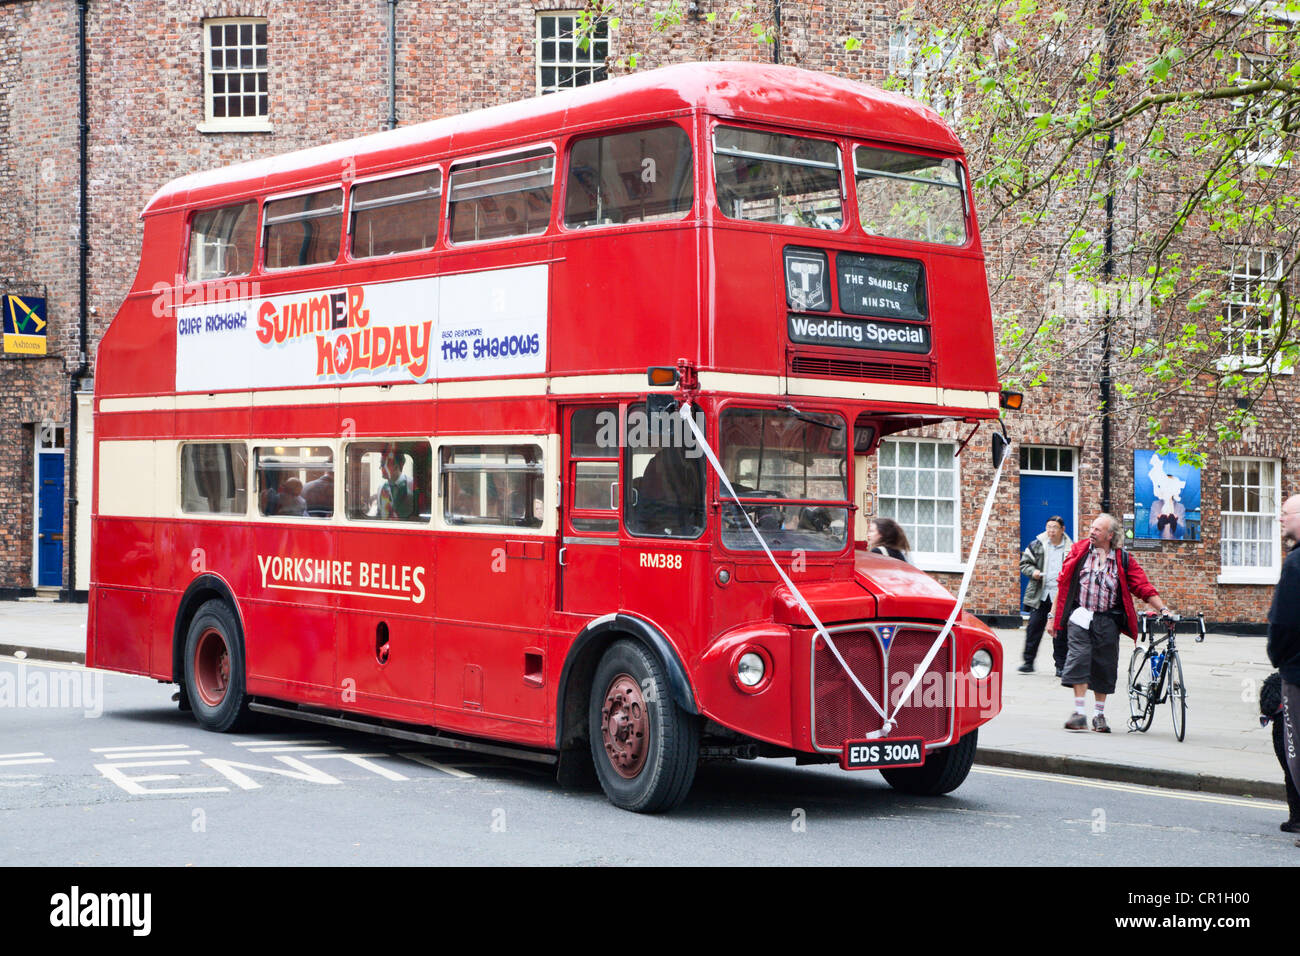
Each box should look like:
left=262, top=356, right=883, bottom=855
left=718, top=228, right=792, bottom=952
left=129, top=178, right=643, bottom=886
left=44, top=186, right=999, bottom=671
left=840, top=737, right=926, bottom=771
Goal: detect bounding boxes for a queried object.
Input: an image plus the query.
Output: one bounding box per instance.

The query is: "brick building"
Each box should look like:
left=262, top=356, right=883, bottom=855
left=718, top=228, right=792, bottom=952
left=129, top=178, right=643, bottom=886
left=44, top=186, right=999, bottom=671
left=0, top=0, right=1293, bottom=630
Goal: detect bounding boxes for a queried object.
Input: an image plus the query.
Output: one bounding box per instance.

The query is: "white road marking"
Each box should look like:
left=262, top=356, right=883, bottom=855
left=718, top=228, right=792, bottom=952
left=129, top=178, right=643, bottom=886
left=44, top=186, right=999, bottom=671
left=92, top=744, right=196, bottom=753
left=397, top=752, right=477, bottom=779
left=241, top=745, right=345, bottom=753
left=973, top=766, right=1287, bottom=809
left=0, top=757, right=54, bottom=767
left=0, top=752, right=46, bottom=760
left=231, top=739, right=328, bottom=747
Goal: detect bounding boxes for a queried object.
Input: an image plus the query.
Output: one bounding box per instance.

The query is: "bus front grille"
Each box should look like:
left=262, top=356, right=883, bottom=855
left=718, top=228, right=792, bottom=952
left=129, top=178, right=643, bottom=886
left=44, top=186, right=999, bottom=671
left=812, top=626, right=953, bottom=751
left=789, top=354, right=934, bottom=383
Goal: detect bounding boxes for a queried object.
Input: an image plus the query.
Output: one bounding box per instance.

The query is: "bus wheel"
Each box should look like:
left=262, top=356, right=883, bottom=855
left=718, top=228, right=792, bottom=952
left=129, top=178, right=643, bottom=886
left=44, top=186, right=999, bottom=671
left=880, top=729, right=977, bottom=796
left=588, top=639, right=699, bottom=813
left=183, top=601, right=253, bottom=733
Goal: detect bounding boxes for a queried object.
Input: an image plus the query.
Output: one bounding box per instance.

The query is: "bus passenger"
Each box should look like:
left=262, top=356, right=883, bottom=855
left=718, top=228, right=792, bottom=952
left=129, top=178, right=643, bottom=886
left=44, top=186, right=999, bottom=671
left=378, top=446, right=414, bottom=520
left=866, top=517, right=911, bottom=563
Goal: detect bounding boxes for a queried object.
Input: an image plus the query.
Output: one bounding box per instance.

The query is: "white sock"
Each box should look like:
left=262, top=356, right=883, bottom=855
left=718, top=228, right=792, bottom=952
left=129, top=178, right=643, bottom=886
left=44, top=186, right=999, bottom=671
left=1075, top=698, right=1086, bottom=715
left=1095, top=701, right=1105, bottom=715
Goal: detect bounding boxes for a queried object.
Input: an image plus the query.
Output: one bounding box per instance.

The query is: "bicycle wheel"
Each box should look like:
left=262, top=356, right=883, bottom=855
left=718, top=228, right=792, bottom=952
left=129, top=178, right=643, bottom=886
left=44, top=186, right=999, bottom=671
left=1127, top=644, right=1154, bottom=732
left=1167, top=648, right=1187, bottom=741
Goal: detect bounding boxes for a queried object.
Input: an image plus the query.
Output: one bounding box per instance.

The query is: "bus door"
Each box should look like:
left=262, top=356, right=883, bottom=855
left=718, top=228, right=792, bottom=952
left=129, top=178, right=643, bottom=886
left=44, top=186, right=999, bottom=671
left=852, top=416, right=878, bottom=546
left=559, top=405, right=621, bottom=614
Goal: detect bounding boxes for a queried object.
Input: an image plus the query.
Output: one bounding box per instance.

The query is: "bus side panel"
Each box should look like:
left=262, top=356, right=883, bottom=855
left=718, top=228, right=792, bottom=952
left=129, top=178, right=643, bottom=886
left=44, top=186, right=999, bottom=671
left=705, top=229, right=782, bottom=375
left=550, top=228, right=700, bottom=374
left=91, top=585, right=152, bottom=676
left=334, top=527, right=436, bottom=721
left=927, top=254, right=999, bottom=393
left=243, top=524, right=338, bottom=697
left=433, top=534, right=553, bottom=741
left=95, top=293, right=178, bottom=401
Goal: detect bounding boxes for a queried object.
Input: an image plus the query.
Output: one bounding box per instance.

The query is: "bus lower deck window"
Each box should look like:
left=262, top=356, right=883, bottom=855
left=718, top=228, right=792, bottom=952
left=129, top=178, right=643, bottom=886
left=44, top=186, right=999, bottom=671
left=255, top=445, right=335, bottom=518
left=345, top=440, right=432, bottom=521
left=440, top=445, right=544, bottom=528
left=180, top=442, right=248, bottom=514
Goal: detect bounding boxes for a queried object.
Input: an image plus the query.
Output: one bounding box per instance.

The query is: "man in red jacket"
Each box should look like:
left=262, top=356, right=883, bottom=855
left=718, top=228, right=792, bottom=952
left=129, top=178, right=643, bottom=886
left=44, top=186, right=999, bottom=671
left=1053, top=513, right=1169, bottom=732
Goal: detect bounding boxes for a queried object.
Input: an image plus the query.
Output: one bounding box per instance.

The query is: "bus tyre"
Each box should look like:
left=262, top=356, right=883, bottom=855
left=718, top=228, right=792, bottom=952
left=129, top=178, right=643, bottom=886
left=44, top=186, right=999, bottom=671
left=880, top=729, right=977, bottom=796
left=589, top=639, right=699, bottom=813
left=183, top=601, right=253, bottom=733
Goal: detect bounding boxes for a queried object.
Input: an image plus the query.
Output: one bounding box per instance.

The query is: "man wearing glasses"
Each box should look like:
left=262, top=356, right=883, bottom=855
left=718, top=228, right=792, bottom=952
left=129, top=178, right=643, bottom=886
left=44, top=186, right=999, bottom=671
left=1268, top=494, right=1300, bottom=848
left=1053, top=513, right=1169, bottom=732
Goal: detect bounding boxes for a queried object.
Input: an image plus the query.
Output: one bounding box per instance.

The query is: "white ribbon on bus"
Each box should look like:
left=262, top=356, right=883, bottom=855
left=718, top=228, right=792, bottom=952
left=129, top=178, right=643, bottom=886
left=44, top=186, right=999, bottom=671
left=679, top=402, right=1008, bottom=738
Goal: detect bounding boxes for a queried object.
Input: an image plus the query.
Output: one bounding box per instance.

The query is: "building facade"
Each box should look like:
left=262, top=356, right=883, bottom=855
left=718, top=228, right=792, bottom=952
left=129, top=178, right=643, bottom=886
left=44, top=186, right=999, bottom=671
left=0, top=0, right=1293, bottom=629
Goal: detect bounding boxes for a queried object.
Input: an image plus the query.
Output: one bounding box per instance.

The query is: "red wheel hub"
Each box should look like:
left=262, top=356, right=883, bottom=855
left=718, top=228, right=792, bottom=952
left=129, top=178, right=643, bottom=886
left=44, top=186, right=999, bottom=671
left=601, top=673, right=649, bottom=778
left=194, top=627, right=231, bottom=707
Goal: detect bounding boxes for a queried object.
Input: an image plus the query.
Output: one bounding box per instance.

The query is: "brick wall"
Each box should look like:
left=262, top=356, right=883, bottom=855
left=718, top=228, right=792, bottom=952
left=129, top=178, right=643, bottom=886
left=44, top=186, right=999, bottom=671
left=0, top=0, right=1293, bottom=621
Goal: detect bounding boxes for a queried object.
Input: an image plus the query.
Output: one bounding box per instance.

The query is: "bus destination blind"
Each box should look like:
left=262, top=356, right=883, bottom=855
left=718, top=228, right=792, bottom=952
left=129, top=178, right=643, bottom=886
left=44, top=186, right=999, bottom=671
left=836, top=253, right=927, bottom=321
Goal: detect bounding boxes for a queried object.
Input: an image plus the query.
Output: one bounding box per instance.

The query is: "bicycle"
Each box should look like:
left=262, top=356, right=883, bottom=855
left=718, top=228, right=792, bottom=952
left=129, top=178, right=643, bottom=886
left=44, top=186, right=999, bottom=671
left=1127, top=611, right=1206, bottom=741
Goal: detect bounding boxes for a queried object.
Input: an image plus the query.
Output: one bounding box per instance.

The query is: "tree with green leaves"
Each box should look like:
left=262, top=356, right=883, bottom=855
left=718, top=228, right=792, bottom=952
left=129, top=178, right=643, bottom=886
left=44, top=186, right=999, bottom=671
left=582, top=0, right=1300, bottom=464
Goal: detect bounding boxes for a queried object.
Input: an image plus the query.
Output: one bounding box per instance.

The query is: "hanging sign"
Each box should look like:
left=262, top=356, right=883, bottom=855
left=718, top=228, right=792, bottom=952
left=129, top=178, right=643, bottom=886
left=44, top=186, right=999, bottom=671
left=4, top=294, right=48, bottom=355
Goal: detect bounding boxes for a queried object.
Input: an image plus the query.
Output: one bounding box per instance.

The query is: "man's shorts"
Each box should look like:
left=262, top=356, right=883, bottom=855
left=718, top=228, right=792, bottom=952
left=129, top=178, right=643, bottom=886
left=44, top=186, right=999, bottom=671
left=1060, top=613, right=1121, bottom=693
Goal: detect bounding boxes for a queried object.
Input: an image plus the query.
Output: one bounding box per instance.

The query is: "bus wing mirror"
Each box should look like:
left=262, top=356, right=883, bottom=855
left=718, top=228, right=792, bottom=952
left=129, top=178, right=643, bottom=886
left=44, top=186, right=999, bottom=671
left=991, top=432, right=1008, bottom=469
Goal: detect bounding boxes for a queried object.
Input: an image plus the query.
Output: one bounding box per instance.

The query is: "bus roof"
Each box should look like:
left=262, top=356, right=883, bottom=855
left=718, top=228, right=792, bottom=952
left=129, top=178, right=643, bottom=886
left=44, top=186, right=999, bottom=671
left=144, top=61, right=963, bottom=216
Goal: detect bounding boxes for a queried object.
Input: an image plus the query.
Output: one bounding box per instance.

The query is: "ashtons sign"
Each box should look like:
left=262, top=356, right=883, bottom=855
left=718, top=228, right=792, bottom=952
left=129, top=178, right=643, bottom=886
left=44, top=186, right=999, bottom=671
left=3, top=294, right=47, bottom=354
left=788, top=314, right=930, bottom=354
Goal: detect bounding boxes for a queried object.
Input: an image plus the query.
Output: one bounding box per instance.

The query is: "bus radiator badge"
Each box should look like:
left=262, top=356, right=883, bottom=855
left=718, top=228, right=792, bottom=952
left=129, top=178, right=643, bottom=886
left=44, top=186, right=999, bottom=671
left=877, top=625, right=895, bottom=650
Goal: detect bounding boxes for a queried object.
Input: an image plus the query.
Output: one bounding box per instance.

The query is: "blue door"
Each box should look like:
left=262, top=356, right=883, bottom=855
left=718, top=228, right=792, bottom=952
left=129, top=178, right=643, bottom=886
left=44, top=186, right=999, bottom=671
left=1019, top=474, right=1074, bottom=607
left=37, top=451, right=65, bottom=587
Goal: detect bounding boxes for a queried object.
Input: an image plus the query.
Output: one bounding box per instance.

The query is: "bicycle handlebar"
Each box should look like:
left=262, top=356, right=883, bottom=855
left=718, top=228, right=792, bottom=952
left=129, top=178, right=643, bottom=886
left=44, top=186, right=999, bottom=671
left=1138, top=610, right=1206, bottom=642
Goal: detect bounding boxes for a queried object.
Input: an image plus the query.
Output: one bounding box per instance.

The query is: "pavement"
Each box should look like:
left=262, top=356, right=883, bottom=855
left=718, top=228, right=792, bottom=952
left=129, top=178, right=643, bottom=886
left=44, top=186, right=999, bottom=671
left=0, top=600, right=1287, bottom=801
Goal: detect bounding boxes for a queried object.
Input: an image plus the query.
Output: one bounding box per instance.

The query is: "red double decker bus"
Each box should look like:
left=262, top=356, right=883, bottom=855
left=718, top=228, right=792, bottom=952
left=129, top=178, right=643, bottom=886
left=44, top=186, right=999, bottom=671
left=89, top=62, right=1006, bottom=812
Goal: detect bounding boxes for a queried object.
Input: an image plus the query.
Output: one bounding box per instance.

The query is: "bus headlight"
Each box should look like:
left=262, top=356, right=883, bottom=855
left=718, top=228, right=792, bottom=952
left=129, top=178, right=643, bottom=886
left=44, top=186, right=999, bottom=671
left=737, top=652, right=765, bottom=687
left=970, top=648, right=994, bottom=680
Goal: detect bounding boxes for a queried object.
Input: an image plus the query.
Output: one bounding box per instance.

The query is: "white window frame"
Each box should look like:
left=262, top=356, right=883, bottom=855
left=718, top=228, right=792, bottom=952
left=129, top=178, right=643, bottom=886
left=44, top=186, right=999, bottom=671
left=889, top=24, right=962, bottom=120
left=1233, top=51, right=1294, bottom=168
left=536, top=11, right=609, bottom=95
left=877, top=437, right=963, bottom=572
left=1218, top=456, right=1283, bottom=584
left=199, top=17, right=272, bottom=133
left=1218, top=248, right=1290, bottom=374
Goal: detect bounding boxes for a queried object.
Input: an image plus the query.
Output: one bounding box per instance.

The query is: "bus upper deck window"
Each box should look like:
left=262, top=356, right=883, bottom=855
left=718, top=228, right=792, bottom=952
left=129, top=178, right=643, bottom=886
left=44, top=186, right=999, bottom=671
left=565, top=126, right=694, bottom=228
left=262, top=188, right=344, bottom=269
left=350, top=169, right=442, bottom=258
left=713, top=126, right=842, bottom=230
left=448, top=147, right=555, bottom=244
left=187, top=201, right=257, bottom=281
left=854, top=146, right=967, bottom=246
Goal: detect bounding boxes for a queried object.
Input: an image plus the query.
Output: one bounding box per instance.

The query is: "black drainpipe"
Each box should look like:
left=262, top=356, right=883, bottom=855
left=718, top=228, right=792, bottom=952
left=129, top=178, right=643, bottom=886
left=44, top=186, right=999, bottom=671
left=772, top=0, right=782, bottom=64
left=386, top=0, right=398, bottom=130
left=1099, top=2, right=1118, bottom=515
left=65, top=0, right=91, bottom=600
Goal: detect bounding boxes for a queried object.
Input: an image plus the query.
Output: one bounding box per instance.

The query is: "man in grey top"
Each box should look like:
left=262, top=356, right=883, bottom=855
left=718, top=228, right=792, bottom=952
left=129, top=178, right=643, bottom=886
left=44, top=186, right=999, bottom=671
left=1018, top=515, right=1071, bottom=674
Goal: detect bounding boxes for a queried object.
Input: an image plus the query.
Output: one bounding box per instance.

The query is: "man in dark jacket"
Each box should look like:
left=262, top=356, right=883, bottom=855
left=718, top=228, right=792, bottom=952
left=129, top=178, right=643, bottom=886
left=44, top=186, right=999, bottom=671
left=1019, top=516, right=1072, bottom=674
left=1267, top=493, right=1300, bottom=848
left=1053, top=513, right=1168, bottom=733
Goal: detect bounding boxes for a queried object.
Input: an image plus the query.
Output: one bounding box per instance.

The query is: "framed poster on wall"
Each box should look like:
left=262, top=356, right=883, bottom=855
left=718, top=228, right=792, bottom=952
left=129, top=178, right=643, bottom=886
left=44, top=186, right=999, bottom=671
left=1133, top=450, right=1201, bottom=541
